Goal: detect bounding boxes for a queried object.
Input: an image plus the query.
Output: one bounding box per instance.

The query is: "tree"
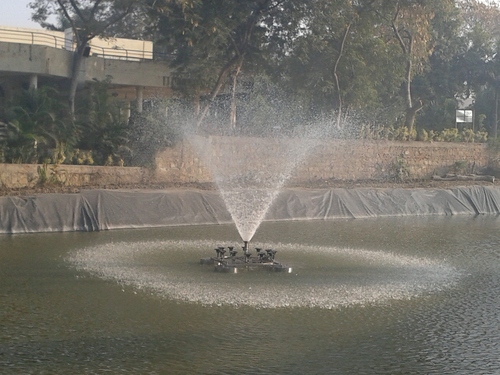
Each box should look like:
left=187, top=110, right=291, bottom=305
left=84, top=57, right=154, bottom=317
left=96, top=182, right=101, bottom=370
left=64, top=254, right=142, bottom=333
left=454, top=0, right=500, bottom=137
left=29, top=0, right=140, bottom=116
left=413, top=0, right=464, bottom=131
left=151, top=0, right=289, bottom=130
left=304, top=1, right=383, bottom=129
left=376, top=0, right=443, bottom=132
left=275, top=0, right=404, bottom=131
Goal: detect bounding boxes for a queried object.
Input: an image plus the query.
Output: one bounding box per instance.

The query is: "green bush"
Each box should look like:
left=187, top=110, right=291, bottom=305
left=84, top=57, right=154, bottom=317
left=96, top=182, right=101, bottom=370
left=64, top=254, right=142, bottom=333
left=360, top=124, right=488, bottom=144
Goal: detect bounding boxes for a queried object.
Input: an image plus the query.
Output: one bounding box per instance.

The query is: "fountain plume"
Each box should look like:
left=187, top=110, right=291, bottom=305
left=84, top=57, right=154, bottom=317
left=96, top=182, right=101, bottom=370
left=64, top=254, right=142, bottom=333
left=187, top=131, right=323, bottom=242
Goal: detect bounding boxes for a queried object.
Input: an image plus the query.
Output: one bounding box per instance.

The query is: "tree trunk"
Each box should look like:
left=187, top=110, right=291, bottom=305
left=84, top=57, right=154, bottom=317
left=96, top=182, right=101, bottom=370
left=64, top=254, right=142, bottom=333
left=229, top=58, right=244, bottom=131
left=404, top=101, right=423, bottom=132
left=196, top=55, right=241, bottom=128
left=333, top=23, right=351, bottom=130
left=403, top=56, right=416, bottom=132
left=405, top=106, right=417, bottom=130
left=68, top=43, right=87, bottom=118
left=391, top=14, right=420, bottom=134
left=493, top=87, right=499, bottom=139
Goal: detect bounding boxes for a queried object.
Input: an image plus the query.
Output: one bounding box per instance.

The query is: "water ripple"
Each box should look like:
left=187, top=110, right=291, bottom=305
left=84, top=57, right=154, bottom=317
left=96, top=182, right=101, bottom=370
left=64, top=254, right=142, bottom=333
left=66, top=240, right=460, bottom=309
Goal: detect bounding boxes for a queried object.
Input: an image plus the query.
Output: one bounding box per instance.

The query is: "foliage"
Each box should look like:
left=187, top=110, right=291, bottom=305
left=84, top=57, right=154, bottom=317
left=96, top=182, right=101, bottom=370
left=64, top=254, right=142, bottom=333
left=2, top=86, right=76, bottom=164
left=451, top=160, right=470, bottom=174
left=127, top=100, right=183, bottom=167
left=37, top=163, right=65, bottom=186
left=388, top=154, right=410, bottom=182
left=5, top=0, right=497, bottom=166
left=75, top=78, right=131, bottom=166
left=29, top=0, right=140, bottom=115
left=360, top=125, right=417, bottom=141
left=360, top=123, right=487, bottom=143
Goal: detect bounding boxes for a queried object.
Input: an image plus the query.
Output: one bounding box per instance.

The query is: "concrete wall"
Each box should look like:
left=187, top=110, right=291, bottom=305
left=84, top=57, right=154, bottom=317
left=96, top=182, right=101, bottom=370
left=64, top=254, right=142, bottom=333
left=155, top=137, right=491, bottom=184
left=84, top=57, right=173, bottom=88
left=0, top=42, right=73, bottom=78
left=0, top=42, right=173, bottom=88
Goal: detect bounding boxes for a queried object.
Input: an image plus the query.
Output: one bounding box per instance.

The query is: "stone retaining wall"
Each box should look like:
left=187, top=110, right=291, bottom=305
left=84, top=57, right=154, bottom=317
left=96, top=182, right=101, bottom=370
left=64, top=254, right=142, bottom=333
left=155, top=137, right=491, bottom=184
left=0, top=138, right=492, bottom=189
left=0, top=164, right=147, bottom=189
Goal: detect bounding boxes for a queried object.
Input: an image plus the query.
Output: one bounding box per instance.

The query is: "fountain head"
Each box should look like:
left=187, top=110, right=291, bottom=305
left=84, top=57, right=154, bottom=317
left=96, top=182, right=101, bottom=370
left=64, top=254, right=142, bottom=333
left=242, top=241, right=249, bottom=255
left=202, top=243, right=292, bottom=273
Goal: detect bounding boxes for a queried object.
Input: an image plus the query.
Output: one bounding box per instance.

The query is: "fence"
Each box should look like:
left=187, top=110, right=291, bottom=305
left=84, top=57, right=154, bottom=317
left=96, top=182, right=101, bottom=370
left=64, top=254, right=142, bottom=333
left=0, top=27, right=157, bottom=61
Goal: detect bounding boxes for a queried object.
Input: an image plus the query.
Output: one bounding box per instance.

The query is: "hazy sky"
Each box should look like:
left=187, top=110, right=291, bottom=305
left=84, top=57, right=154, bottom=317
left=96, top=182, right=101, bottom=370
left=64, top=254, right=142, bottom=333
left=0, top=0, right=41, bottom=29
left=1, top=0, right=499, bottom=30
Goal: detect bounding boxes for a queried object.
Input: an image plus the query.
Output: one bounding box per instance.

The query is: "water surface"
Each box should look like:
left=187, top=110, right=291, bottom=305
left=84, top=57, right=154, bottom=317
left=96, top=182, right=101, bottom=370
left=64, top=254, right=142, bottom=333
left=1, top=216, right=500, bottom=374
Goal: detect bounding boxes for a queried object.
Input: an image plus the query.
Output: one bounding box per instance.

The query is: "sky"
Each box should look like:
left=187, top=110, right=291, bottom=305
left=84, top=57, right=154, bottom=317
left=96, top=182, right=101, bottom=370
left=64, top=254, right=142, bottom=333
left=0, top=0, right=41, bottom=29
left=1, top=0, right=500, bottom=30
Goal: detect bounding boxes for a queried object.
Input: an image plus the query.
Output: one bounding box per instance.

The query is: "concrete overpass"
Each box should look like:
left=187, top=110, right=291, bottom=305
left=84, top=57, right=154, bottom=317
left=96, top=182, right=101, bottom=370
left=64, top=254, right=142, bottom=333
left=0, top=27, right=176, bottom=111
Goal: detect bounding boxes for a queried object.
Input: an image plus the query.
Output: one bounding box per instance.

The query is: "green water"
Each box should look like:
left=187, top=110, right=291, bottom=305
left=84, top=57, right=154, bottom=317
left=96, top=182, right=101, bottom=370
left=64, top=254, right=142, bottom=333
left=1, top=216, right=500, bottom=374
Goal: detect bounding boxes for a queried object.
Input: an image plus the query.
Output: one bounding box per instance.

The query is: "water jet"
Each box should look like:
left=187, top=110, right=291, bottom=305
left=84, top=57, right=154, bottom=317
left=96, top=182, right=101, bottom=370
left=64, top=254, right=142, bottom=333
left=184, top=124, right=326, bottom=246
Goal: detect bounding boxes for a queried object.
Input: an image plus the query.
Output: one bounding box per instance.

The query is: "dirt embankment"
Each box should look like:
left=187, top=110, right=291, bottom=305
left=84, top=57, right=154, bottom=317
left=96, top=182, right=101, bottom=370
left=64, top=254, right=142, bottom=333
left=0, top=178, right=496, bottom=197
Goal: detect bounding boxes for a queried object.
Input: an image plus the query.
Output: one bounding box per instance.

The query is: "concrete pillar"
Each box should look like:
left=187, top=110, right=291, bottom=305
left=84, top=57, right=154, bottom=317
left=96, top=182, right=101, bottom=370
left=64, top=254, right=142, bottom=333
left=29, top=74, right=38, bottom=90
left=124, top=101, right=131, bottom=121
left=136, top=86, right=144, bottom=113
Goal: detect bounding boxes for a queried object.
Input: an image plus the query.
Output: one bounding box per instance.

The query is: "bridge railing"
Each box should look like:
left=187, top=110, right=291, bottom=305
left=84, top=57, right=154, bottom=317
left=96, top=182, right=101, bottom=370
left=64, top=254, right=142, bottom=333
left=0, top=27, right=64, bottom=49
left=0, top=28, right=160, bottom=61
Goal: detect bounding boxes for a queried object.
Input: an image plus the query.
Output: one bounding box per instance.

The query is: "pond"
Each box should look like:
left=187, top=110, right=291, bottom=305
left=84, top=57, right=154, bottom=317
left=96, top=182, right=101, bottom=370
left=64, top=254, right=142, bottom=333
left=1, top=215, right=500, bottom=374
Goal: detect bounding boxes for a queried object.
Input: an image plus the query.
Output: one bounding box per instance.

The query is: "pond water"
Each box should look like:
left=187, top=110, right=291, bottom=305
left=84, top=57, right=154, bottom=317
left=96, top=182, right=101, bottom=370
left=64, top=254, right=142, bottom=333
left=1, top=216, right=500, bottom=374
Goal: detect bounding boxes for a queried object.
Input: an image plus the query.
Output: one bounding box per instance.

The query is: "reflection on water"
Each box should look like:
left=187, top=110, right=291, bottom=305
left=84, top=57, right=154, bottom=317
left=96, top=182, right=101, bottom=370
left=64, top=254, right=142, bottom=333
left=1, top=216, right=500, bottom=374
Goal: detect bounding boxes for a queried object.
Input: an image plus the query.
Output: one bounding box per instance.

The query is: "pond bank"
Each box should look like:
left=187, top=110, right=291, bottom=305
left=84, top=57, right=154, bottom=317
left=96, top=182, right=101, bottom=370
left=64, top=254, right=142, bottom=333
left=1, top=185, right=499, bottom=234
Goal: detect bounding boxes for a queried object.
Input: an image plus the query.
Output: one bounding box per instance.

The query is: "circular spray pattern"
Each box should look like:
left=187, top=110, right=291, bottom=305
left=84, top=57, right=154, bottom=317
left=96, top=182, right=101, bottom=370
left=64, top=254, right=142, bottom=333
left=66, top=240, right=460, bottom=309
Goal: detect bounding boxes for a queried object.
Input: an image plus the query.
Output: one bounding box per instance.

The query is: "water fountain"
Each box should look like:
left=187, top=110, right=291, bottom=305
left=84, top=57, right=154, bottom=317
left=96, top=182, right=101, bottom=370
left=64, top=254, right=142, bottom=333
left=186, top=129, right=323, bottom=271
left=188, top=133, right=320, bottom=238
left=62, top=114, right=462, bottom=307
left=66, top=111, right=461, bottom=309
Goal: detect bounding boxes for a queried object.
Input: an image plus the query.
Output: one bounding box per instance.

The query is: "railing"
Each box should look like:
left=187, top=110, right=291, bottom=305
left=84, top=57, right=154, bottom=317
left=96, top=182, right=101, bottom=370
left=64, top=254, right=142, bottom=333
left=0, top=27, right=161, bottom=61
left=0, top=27, right=65, bottom=49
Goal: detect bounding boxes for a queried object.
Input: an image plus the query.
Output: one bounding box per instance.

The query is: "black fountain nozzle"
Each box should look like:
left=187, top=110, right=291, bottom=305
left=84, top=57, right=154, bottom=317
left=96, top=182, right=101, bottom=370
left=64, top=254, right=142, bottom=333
left=217, top=247, right=226, bottom=259
left=266, top=249, right=277, bottom=261
left=242, top=241, right=250, bottom=263
left=242, top=241, right=249, bottom=254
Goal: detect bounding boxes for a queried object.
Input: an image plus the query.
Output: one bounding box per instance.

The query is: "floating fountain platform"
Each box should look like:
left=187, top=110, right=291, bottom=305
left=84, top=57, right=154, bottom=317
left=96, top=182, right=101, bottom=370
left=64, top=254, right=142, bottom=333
left=200, top=243, right=292, bottom=274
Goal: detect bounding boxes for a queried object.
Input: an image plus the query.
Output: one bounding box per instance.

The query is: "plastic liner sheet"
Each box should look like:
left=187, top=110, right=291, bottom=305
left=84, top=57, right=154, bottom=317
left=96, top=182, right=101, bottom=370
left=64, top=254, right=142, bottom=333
left=0, top=194, right=98, bottom=233
left=82, top=189, right=231, bottom=231
left=1, top=186, right=500, bottom=234
left=268, top=186, right=500, bottom=220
